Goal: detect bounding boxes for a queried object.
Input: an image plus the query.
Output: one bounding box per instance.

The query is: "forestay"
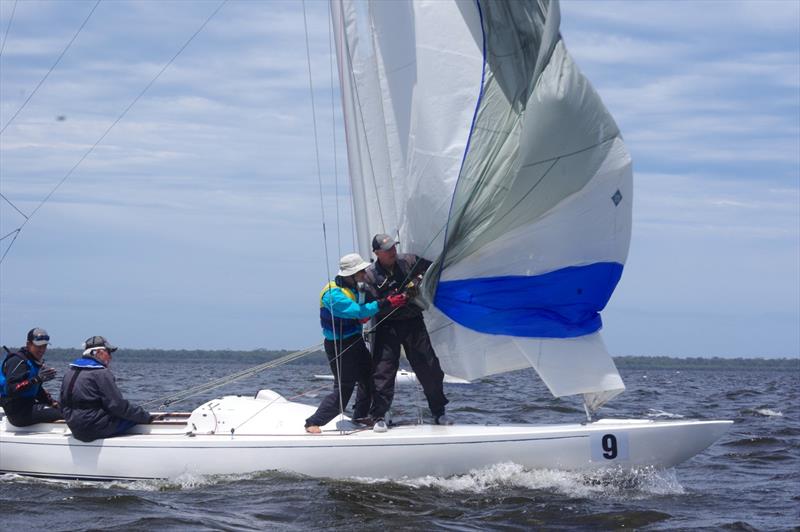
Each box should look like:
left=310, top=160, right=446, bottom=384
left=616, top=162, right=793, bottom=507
left=331, top=0, right=632, bottom=412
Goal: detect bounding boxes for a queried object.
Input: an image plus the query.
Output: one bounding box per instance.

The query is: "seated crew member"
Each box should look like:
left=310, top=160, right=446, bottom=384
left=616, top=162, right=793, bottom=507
left=0, top=327, right=62, bottom=426
left=305, top=253, right=407, bottom=434
left=364, top=234, right=451, bottom=433
left=60, top=336, right=154, bottom=442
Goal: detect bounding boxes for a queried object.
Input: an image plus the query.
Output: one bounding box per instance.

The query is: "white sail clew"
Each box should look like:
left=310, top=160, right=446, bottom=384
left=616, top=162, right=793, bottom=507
left=332, top=0, right=631, bottom=412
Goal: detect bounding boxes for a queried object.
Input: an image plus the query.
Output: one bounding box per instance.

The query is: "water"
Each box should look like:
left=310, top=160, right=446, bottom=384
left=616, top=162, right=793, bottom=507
left=2, top=352, right=798, bottom=531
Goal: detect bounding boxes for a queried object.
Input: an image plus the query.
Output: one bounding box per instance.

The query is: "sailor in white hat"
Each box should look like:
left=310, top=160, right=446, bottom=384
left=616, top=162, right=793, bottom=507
left=305, top=253, right=408, bottom=434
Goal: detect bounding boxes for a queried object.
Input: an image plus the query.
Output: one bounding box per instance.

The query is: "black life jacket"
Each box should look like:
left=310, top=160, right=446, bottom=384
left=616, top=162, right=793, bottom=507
left=0, top=350, right=42, bottom=399
left=365, top=254, right=427, bottom=321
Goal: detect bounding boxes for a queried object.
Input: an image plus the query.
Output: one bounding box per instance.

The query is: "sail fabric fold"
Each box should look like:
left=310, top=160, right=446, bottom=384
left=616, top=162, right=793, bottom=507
left=436, top=262, right=623, bottom=338
left=332, top=0, right=630, bottom=411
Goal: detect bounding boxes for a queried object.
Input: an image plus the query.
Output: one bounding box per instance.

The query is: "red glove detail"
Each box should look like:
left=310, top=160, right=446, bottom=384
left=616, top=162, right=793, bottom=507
left=359, top=317, right=370, bottom=324
left=387, top=294, right=408, bottom=308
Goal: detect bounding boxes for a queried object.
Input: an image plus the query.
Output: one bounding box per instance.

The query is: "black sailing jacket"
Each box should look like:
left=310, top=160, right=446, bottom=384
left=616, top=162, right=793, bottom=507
left=364, top=253, right=432, bottom=323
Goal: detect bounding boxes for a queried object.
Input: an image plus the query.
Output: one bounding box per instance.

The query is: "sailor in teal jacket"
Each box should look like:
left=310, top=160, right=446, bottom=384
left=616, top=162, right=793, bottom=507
left=306, top=253, right=407, bottom=433
left=319, top=279, right=377, bottom=341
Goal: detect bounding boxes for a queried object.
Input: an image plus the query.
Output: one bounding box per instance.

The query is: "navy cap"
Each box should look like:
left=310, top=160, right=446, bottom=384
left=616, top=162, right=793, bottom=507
left=27, top=328, right=50, bottom=346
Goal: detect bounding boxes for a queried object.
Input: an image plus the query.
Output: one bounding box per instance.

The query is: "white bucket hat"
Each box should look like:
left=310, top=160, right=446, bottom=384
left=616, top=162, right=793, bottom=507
left=337, top=253, right=371, bottom=277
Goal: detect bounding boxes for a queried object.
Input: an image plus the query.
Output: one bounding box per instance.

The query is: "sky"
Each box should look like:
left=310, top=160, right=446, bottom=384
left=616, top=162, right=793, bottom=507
left=0, top=0, right=797, bottom=357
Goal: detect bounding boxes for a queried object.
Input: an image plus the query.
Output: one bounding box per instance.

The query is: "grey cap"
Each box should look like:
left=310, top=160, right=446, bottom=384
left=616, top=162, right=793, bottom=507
left=27, top=328, right=50, bottom=346
left=372, top=233, right=398, bottom=252
left=83, top=335, right=117, bottom=353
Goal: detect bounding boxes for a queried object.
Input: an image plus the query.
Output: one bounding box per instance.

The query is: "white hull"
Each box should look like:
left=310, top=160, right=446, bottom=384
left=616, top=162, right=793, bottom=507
left=0, top=390, right=731, bottom=481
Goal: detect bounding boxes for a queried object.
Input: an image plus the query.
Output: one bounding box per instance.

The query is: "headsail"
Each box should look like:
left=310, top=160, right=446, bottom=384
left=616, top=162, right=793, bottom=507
left=332, top=0, right=631, bottom=412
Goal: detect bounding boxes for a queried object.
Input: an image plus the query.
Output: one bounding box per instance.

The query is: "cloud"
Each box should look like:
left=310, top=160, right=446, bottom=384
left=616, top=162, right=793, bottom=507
left=561, top=0, right=800, bottom=35
left=1, top=0, right=797, bottom=354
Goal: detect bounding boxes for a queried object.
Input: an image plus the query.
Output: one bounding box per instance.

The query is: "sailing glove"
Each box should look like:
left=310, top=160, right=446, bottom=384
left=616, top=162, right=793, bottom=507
left=386, top=294, right=408, bottom=308
left=34, top=366, right=57, bottom=384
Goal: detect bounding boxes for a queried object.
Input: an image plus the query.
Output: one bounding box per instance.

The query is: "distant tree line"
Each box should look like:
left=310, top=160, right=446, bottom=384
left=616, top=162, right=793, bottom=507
left=613, top=355, right=799, bottom=371
left=42, top=348, right=328, bottom=365
left=38, top=348, right=798, bottom=370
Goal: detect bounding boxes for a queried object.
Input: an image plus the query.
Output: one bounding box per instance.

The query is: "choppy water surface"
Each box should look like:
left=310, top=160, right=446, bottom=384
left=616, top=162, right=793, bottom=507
left=2, top=352, right=798, bottom=531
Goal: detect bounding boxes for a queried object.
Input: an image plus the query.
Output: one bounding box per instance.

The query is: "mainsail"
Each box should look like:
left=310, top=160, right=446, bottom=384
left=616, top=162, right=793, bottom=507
left=331, top=0, right=632, bottom=412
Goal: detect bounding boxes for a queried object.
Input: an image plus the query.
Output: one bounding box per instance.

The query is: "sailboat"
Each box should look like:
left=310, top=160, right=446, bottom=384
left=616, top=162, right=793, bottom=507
left=0, top=0, right=730, bottom=481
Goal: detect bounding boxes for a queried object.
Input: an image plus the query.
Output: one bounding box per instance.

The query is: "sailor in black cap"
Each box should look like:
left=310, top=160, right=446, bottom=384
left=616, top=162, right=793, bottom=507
left=363, top=234, right=451, bottom=432
left=59, top=336, right=154, bottom=442
left=0, top=327, right=62, bottom=426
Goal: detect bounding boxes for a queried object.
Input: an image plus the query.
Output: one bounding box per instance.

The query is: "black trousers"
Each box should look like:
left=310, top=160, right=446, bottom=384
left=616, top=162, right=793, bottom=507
left=369, top=316, right=448, bottom=420
left=305, top=334, right=373, bottom=427
left=2, top=399, right=62, bottom=427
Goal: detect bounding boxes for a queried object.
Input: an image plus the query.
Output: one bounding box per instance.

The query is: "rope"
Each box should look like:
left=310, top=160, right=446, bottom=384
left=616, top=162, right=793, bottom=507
left=0, top=192, right=28, bottom=219
left=0, top=0, right=101, bottom=136
left=0, top=0, right=18, bottom=59
left=0, top=0, right=228, bottom=265
left=140, top=343, right=323, bottom=409
left=326, top=6, right=343, bottom=260
left=1, top=229, right=20, bottom=242
left=140, top=300, right=409, bottom=411
left=331, top=0, right=388, bottom=234
left=302, top=0, right=348, bottom=428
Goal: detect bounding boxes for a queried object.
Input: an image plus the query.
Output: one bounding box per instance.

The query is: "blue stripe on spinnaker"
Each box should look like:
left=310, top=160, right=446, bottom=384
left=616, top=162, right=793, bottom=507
left=434, top=262, right=624, bottom=338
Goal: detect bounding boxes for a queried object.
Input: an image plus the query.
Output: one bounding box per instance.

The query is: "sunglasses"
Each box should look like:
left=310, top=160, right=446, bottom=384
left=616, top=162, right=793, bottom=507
left=33, top=335, right=50, bottom=342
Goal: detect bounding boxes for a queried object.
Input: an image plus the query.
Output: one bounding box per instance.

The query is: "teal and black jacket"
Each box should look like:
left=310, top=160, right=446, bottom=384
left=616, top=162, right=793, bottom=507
left=319, top=277, right=382, bottom=340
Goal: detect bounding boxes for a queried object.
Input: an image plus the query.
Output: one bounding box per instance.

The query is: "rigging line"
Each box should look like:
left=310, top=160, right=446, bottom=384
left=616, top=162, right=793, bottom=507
left=232, top=393, right=284, bottom=431
left=287, top=381, right=331, bottom=401
left=302, top=0, right=332, bottom=281
left=144, top=300, right=409, bottom=410
left=326, top=8, right=342, bottom=259
left=0, top=230, right=20, bottom=263
left=140, top=343, right=323, bottom=408
left=327, top=3, right=356, bottom=249
left=0, top=0, right=18, bottom=59
left=382, top=221, right=447, bottom=298
left=0, top=192, right=28, bottom=219
left=0, top=0, right=227, bottom=265
left=1, top=228, right=20, bottom=242
left=324, top=11, right=352, bottom=428
left=349, top=179, right=357, bottom=250
left=366, top=20, right=400, bottom=235
left=302, top=0, right=347, bottom=422
left=336, top=3, right=388, bottom=234
left=335, top=318, right=346, bottom=426
left=0, top=0, right=101, bottom=136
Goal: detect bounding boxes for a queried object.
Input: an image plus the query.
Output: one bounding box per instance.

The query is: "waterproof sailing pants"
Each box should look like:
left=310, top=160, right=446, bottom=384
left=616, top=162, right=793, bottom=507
left=2, top=399, right=62, bottom=427
left=305, top=334, right=373, bottom=428
left=369, top=317, right=448, bottom=421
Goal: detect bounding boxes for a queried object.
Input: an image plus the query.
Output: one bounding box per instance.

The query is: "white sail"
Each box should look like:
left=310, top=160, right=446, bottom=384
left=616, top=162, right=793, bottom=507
left=332, top=0, right=630, bottom=411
